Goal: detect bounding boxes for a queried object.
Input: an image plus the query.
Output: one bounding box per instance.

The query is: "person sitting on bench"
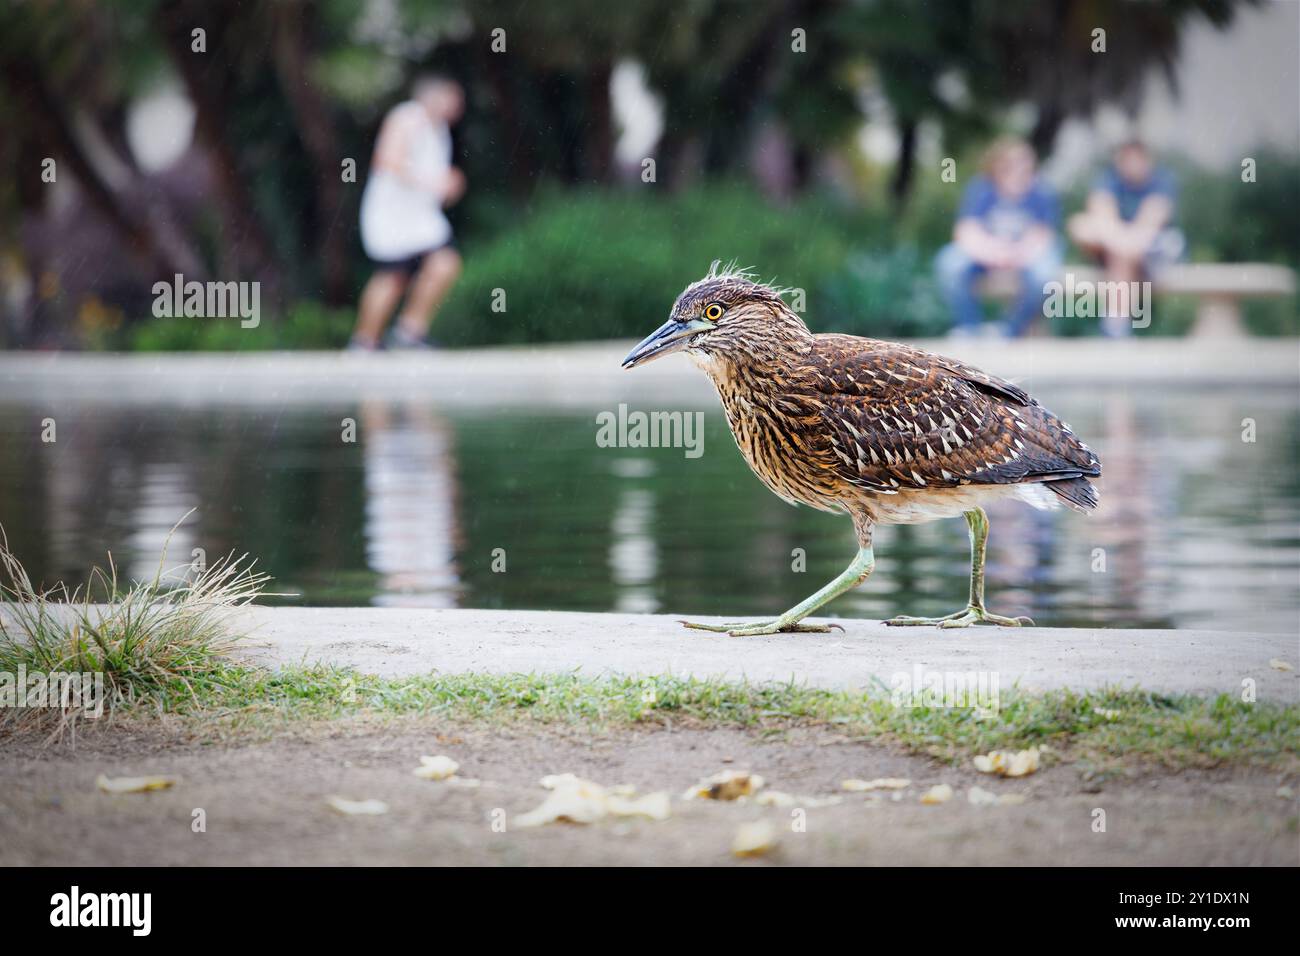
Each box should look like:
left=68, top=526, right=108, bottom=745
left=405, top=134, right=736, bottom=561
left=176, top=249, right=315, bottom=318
left=934, top=138, right=1064, bottom=339
left=1068, top=139, right=1184, bottom=337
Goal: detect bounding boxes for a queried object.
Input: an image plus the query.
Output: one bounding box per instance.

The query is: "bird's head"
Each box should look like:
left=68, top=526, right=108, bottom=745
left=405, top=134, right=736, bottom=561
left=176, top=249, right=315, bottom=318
left=621, top=262, right=810, bottom=370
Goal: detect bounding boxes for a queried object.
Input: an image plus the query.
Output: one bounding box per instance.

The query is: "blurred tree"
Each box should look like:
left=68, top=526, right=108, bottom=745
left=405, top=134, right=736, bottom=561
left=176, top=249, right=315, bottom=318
left=0, top=0, right=1268, bottom=346
left=832, top=0, right=1256, bottom=204
left=151, top=0, right=284, bottom=296
left=270, top=0, right=350, bottom=302
left=0, top=0, right=209, bottom=344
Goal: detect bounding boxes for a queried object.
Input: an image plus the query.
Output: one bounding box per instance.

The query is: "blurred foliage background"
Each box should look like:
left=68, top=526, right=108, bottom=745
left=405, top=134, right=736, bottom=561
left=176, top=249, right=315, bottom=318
left=0, top=0, right=1294, bottom=350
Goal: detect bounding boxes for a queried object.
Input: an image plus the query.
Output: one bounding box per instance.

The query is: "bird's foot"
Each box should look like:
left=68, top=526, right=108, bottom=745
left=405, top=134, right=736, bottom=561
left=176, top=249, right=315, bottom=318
left=884, top=606, right=1033, bottom=629
left=680, top=618, right=842, bottom=637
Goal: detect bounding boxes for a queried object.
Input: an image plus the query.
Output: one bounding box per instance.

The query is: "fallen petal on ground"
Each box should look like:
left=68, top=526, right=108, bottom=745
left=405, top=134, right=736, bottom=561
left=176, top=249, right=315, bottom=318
left=973, top=747, right=1041, bottom=778
left=968, top=786, right=1027, bottom=806
left=607, top=791, right=672, bottom=821
left=683, top=770, right=765, bottom=801
left=413, top=755, right=460, bottom=780
left=842, top=777, right=911, bottom=792
left=96, top=774, right=177, bottom=794
left=731, top=820, right=777, bottom=857
left=517, top=776, right=671, bottom=827
left=326, top=796, right=389, bottom=815
left=920, top=784, right=954, bottom=805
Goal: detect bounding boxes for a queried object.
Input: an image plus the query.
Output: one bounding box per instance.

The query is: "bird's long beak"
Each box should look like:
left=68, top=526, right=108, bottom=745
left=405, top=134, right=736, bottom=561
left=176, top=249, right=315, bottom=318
left=622, top=318, right=712, bottom=369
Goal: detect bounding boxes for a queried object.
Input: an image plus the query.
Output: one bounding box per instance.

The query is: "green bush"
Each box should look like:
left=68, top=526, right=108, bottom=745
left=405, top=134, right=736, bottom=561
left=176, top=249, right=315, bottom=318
left=1174, top=150, right=1299, bottom=269
left=122, top=153, right=1297, bottom=351
left=432, top=182, right=891, bottom=346
left=817, top=246, right=952, bottom=338
left=131, top=300, right=356, bottom=351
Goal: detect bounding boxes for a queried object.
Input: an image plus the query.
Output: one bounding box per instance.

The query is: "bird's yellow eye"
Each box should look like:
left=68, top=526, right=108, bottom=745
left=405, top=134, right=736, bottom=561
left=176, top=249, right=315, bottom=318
left=703, top=303, right=724, bottom=321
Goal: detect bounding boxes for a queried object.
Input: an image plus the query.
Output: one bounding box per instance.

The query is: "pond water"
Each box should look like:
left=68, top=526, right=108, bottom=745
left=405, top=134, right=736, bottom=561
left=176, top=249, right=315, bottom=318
left=1, top=388, right=1297, bottom=632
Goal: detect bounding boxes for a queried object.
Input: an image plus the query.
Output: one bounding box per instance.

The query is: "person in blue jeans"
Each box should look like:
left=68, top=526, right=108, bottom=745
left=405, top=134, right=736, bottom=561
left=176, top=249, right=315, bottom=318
left=935, top=138, right=1063, bottom=337
left=1068, top=139, right=1182, bottom=336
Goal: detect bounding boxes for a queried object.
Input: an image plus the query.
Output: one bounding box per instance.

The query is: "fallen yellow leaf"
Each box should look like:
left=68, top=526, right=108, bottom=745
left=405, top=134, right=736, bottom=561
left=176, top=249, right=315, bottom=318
left=1269, top=659, right=1294, bottom=672
left=973, top=747, right=1041, bottom=778
left=920, top=784, right=953, bottom=805
left=607, top=791, right=672, bottom=822
left=683, top=770, right=764, bottom=801
left=842, top=777, right=911, bottom=792
left=413, top=755, right=460, bottom=780
left=516, top=776, right=671, bottom=827
left=540, top=773, right=582, bottom=789
left=731, top=820, right=777, bottom=857
left=968, top=786, right=1027, bottom=806
left=326, top=796, right=389, bottom=815
left=96, top=775, right=177, bottom=794
left=755, top=790, right=842, bottom=808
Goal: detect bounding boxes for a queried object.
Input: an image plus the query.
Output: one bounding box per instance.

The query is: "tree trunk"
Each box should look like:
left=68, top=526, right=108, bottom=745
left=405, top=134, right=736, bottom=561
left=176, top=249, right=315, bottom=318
left=1029, top=103, right=1063, bottom=159
left=583, top=61, right=613, bottom=184
left=891, top=118, right=917, bottom=207
left=480, top=45, right=537, bottom=196
left=0, top=54, right=199, bottom=279
left=154, top=0, right=282, bottom=301
left=271, top=0, right=349, bottom=304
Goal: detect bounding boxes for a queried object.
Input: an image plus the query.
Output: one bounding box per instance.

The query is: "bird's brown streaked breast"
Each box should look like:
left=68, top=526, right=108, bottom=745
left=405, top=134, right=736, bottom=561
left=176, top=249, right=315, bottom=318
left=709, top=365, right=850, bottom=514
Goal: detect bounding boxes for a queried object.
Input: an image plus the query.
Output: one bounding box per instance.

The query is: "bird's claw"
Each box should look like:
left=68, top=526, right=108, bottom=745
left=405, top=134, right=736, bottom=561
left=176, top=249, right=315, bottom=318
left=884, top=606, right=1033, bottom=628
left=679, top=619, right=843, bottom=637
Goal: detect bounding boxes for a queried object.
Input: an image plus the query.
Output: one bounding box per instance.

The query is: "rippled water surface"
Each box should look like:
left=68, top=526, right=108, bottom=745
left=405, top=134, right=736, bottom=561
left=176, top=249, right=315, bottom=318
left=2, top=388, right=1297, bottom=631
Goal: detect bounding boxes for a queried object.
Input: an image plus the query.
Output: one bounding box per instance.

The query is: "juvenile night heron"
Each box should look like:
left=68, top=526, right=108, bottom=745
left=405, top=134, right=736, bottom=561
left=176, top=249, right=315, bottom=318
left=622, top=263, right=1101, bottom=636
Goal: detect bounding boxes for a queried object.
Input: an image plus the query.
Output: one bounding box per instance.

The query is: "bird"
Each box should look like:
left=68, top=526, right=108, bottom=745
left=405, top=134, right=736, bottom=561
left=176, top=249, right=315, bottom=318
left=621, top=262, right=1101, bottom=636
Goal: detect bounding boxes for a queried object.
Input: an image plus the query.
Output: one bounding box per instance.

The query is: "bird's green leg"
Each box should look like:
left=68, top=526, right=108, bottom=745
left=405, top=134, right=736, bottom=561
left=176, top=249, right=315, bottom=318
left=886, top=507, right=1033, bottom=628
left=681, top=547, right=875, bottom=637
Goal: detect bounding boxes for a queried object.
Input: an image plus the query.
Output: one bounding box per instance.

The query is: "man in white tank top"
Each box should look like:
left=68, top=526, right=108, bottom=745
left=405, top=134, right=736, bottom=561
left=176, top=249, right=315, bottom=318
left=351, top=75, right=466, bottom=350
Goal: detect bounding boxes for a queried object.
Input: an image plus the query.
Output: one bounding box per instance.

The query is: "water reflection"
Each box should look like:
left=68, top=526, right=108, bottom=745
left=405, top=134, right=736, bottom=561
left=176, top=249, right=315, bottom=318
left=0, top=389, right=1295, bottom=632
left=127, top=463, right=199, bottom=585
left=608, top=484, right=658, bottom=613
left=1089, top=394, right=1153, bottom=623
left=359, top=401, right=460, bottom=606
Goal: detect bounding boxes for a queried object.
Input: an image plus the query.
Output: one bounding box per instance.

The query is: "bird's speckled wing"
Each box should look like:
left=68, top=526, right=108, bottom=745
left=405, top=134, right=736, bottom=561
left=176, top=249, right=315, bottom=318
left=797, top=335, right=1100, bottom=495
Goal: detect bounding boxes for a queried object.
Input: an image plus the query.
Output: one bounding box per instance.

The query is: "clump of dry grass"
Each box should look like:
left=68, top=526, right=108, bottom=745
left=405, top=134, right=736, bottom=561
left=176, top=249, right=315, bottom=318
left=0, top=515, right=270, bottom=739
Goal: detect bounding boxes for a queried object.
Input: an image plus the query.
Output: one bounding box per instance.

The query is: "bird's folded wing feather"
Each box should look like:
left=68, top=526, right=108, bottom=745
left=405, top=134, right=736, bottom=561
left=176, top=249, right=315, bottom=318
left=797, top=337, right=1100, bottom=493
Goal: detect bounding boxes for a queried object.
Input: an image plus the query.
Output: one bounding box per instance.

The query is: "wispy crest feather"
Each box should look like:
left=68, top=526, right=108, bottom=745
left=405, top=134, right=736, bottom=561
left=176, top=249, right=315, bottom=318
left=702, top=260, right=796, bottom=300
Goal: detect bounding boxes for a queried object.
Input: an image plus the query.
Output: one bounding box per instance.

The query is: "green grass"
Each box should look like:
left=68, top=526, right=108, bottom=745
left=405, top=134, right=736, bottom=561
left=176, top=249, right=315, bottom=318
left=160, top=664, right=1299, bottom=772
left=3, top=530, right=1294, bottom=771
left=0, top=518, right=271, bottom=733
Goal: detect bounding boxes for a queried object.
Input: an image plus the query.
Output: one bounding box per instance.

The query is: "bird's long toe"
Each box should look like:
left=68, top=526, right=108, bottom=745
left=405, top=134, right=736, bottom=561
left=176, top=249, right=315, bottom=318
left=680, top=618, right=839, bottom=636
left=977, top=610, right=1034, bottom=627
left=679, top=619, right=752, bottom=633
left=886, top=607, right=1032, bottom=628
left=726, top=620, right=838, bottom=637
left=885, top=610, right=968, bottom=626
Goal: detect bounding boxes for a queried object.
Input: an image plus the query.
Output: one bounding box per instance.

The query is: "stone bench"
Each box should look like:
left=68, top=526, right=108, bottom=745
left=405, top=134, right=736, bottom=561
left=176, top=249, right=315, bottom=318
left=981, top=262, right=1295, bottom=335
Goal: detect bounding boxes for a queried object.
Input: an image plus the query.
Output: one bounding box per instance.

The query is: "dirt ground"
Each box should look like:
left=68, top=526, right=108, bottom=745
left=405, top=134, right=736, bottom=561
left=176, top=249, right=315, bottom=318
left=1, top=719, right=1296, bottom=866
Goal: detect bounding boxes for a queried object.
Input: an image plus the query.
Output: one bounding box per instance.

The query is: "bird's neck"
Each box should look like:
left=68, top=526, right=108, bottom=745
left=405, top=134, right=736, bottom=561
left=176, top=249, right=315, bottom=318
left=688, top=325, right=812, bottom=394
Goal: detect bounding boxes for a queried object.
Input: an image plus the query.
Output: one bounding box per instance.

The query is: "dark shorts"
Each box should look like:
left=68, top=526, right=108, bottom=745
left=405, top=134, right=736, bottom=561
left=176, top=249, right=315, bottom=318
left=368, top=237, right=457, bottom=277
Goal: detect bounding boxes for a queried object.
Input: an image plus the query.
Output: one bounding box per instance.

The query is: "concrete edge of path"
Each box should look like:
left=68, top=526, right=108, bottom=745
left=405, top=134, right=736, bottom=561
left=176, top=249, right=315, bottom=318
left=231, top=607, right=1300, bottom=702
left=3, top=339, right=1296, bottom=408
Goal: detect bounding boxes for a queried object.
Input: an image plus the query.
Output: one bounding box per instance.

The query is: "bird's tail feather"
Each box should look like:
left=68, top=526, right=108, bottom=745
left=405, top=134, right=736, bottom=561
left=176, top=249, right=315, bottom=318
left=1047, top=476, right=1099, bottom=513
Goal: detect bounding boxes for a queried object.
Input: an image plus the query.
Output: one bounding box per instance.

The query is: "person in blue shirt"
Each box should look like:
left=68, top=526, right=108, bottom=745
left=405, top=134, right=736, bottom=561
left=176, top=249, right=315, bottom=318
left=935, top=138, right=1063, bottom=337
left=1068, top=139, right=1182, bottom=336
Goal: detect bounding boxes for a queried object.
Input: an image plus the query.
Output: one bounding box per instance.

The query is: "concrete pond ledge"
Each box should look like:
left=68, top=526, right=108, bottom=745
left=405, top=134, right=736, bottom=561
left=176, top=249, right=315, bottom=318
left=232, top=607, right=1300, bottom=702
left=3, top=338, right=1297, bottom=409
